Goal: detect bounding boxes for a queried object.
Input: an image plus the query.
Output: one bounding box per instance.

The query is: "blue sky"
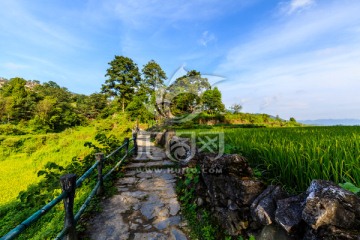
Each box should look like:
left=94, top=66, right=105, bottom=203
left=1, top=0, right=360, bottom=120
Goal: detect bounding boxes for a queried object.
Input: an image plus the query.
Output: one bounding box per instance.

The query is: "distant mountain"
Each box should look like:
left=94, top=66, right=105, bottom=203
left=299, top=119, right=360, bottom=126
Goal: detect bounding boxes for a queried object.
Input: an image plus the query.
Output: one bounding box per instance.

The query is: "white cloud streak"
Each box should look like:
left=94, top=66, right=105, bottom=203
left=103, top=0, right=254, bottom=28
left=281, top=0, right=315, bottom=15
left=198, top=31, right=216, bottom=47
left=218, top=0, right=360, bottom=119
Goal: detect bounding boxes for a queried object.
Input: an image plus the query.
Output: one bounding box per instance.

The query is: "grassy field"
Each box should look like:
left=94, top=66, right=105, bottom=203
left=0, top=115, right=133, bottom=206
left=0, top=128, right=96, bottom=206
left=185, top=126, right=360, bottom=192
left=0, top=115, right=135, bottom=238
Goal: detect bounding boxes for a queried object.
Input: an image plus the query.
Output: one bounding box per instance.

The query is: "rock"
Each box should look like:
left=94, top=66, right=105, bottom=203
left=133, top=232, right=167, bottom=240
left=213, top=207, right=245, bottom=235
left=255, top=224, right=294, bottom=240
left=200, top=154, right=254, bottom=177
left=201, top=173, right=265, bottom=207
left=251, top=185, right=288, bottom=225
left=168, top=136, right=194, bottom=165
left=304, top=225, right=360, bottom=240
left=156, top=129, right=175, bottom=147
left=170, top=227, right=188, bottom=240
left=140, top=201, right=165, bottom=220
left=183, top=153, right=265, bottom=236
left=169, top=198, right=181, bottom=215
left=302, top=180, right=360, bottom=231
left=155, top=130, right=166, bottom=146
left=196, top=197, right=204, bottom=207
left=154, top=216, right=182, bottom=230
left=275, top=193, right=306, bottom=233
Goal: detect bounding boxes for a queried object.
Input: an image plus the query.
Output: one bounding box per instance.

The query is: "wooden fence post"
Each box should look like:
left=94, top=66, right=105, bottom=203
left=124, top=137, right=129, bottom=154
left=132, top=131, right=138, bottom=156
left=60, top=174, right=78, bottom=240
left=95, top=153, right=105, bottom=195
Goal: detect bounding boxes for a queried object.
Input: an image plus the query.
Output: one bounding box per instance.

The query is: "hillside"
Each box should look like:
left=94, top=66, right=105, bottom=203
left=299, top=118, right=360, bottom=126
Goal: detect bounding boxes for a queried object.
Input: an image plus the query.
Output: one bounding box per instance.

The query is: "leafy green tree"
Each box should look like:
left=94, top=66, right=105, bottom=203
left=166, top=70, right=210, bottom=116
left=141, top=60, right=167, bottom=117
left=230, top=103, right=242, bottom=114
left=141, top=60, right=167, bottom=93
left=73, top=93, right=108, bottom=119
left=202, top=87, right=225, bottom=114
left=289, top=117, right=297, bottom=122
left=0, top=77, right=36, bottom=122
left=86, top=93, right=108, bottom=118
left=126, top=95, right=154, bottom=122
left=102, top=56, right=141, bottom=112
left=30, top=81, right=83, bottom=131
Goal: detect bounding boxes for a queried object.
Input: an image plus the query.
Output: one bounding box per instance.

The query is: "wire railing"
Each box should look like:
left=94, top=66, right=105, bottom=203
left=1, top=133, right=138, bottom=240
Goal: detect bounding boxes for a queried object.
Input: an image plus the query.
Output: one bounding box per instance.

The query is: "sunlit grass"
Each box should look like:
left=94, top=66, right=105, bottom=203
left=184, top=126, right=360, bottom=192
left=0, top=115, right=133, bottom=205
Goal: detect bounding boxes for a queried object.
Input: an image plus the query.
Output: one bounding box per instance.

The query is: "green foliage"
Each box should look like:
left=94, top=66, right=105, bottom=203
left=0, top=77, right=36, bottom=123
left=0, top=78, right=97, bottom=132
left=187, top=126, right=360, bottom=192
left=141, top=59, right=167, bottom=93
left=230, top=103, right=243, bottom=114
left=339, top=182, right=360, bottom=194
left=102, top=55, right=141, bottom=112
left=166, top=70, right=211, bottom=116
left=289, top=117, right=296, bottom=122
left=176, top=166, right=221, bottom=240
left=0, top=117, right=133, bottom=238
left=126, top=95, right=154, bottom=122
left=202, top=87, right=225, bottom=114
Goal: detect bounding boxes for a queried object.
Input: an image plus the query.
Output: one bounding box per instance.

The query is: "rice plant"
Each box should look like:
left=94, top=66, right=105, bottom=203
left=187, top=126, right=360, bottom=192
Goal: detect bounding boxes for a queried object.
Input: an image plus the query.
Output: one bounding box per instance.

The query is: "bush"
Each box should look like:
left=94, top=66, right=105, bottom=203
left=0, top=124, right=27, bottom=135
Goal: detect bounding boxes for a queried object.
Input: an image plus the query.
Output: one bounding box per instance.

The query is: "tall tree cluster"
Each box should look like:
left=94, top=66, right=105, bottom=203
left=102, top=56, right=225, bottom=120
left=0, top=55, right=226, bottom=131
left=0, top=79, right=107, bottom=132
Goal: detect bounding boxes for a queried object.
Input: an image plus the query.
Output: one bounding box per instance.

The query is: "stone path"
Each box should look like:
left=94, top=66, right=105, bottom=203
left=84, top=131, right=189, bottom=240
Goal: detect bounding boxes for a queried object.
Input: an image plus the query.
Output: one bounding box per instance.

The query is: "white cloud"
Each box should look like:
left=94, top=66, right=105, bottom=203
left=198, top=31, right=216, bottom=47
left=0, top=1, right=88, bottom=53
left=3, top=62, right=29, bottom=70
left=217, top=0, right=360, bottom=119
left=103, top=0, right=255, bottom=28
left=281, top=0, right=315, bottom=15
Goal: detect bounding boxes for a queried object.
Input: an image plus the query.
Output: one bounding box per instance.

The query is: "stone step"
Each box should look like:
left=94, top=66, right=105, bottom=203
left=125, top=160, right=177, bottom=170
left=134, top=153, right=166, bottom=161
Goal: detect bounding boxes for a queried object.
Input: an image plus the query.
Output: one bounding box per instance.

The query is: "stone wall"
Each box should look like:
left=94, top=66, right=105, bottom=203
left=181, top=153, right=360, bottom=239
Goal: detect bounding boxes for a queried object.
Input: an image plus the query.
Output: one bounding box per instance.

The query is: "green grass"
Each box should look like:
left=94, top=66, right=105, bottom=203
left=0, top=115, right=133, bottom=206
left=0, top=114, right=134, bottom=238
left=181, top=126, right=360, bottom=192
left=0, top=128, right=96, bottom=205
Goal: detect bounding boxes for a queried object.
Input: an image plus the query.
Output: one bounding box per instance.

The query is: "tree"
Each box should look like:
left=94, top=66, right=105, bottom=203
left=230, top=103, right=242, bottom=114
left=126, top=95, right=154, bottom=122
left=202, top=87, right=225, bottom=114
left=101, top=56, right=141, bottom=112
left=141, top=60, right=167, bottom=93
left=0, top=77, right=36, bottom=122
left=31, top=81, right=83, bottom=131
left=165, top=70, right=210, bottom=116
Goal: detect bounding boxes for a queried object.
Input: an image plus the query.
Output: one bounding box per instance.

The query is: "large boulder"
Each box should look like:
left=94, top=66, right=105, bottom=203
left=302, top=180, right=360, bottom=238
left=167, top=136, right=194, bottom=165
left=304, top=225, right=360, bottom=240
left=196, top=154, right=265, bottom=235
left=254, top=224, right=294, bottom=240
left=200, top=154, right=254, bottom=177
left=275, top=193, right=307, bottom=234
left=251, top=185, right=288, bottom=225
